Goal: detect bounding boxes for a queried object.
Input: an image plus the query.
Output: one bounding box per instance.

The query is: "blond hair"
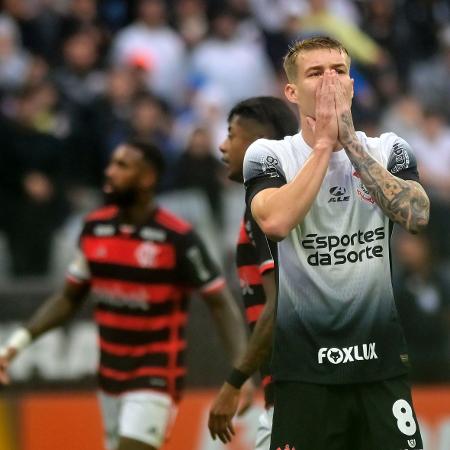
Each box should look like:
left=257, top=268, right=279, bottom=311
left=283, top=36, right=350, bottom=82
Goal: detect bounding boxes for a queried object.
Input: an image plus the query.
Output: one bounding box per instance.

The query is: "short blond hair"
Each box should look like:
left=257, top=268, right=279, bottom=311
left=283, top=36, right=350, bottom=82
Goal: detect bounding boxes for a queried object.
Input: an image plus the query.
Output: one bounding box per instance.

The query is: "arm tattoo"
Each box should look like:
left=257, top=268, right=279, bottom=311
left=340, top=114, right=430, bottom=233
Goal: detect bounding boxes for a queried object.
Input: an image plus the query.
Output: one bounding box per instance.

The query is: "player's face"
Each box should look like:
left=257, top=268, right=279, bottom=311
left=219, top=115, right=260, bottom=183
left=103, top=145, right=151, bottom=206
left=285, top=48, right=353, bottom=118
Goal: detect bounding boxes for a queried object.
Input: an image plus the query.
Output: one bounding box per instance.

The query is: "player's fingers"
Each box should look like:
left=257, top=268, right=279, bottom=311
left=305, top=116, right=316, bottom=133
left=207, top=414, right=216, bottom=439
left=216, top=419, right=233, bottom=444
left=227, top=419, right=236, bottom=436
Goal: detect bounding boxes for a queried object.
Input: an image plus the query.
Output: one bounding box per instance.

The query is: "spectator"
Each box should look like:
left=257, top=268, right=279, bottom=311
left=0, top=14, right=31, bottom=92
left=90, top=68, right=141, bottom=168
left=52, top=29, right=105, bottom=114
left=410, top=25, right=450, bottom=121
left=190, top=7, right=275, bottom=112
left=360, top=0, right=415, bottom=82
left=128, top=93, right=180, bottom=189
left=408, top=109, right=450, bottom=259
left=172, top=0, right=208, bottom=48
left=394, top=231, right=450, bottom=383
left=288, top=0, right=384, bottom=67
left=173, top=127, right=225, bottom=225
left=0, top=86, right=68, bottom=276
left=111, top=0, right=186, bottom=106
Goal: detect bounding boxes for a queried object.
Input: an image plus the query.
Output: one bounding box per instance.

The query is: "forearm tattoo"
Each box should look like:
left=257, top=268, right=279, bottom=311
left=339, top=113, right=430, bottom=233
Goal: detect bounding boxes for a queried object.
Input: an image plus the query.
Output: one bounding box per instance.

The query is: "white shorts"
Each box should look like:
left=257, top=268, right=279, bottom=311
left=254, top=406, right=274, bottom=450
left=98, top=390, right=177, bottom=450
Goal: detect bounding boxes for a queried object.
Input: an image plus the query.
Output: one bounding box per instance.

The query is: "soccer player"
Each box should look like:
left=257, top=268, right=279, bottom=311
left=243, top=37, right=430, bottom=450
left=0, top=139, right=252, bottom=450
left=209, top=97, right=298, bottom=448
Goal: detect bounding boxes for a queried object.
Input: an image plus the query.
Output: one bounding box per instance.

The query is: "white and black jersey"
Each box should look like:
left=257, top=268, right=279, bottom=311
left=243, top=131, right=420, bottom=384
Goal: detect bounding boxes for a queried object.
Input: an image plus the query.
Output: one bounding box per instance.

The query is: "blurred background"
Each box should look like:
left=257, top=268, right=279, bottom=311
left=0, top=0, right=449, bottom=449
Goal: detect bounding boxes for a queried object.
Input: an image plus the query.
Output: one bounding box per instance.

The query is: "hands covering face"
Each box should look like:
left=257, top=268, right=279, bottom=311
left=305, top=69, right=355, bottom=148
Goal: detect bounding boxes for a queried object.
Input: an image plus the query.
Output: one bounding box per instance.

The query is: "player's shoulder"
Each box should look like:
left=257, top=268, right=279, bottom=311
left=153, top=207, right=193, bottom=235
left=246, top=134, right=297, bottom=157
left=360, top=131, right=411, bottom=151
left=84, top=205, right=119, bottom=224
left=358, top=131, right=414, bottom=167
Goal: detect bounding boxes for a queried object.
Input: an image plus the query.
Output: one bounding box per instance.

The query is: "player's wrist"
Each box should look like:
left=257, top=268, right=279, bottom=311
left=226, top=367, right=249, bottom=390
left=0, top=327, right=32, bottom=358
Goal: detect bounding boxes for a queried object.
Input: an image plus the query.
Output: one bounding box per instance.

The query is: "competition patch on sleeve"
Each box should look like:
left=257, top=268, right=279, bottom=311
left=260, top=155, right=281, bottom=178
left=387, top=139, right=414, bottom=174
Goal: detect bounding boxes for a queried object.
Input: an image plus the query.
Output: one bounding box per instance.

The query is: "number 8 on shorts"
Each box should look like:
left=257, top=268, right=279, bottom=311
left=392, top=399, right=417, bottom=436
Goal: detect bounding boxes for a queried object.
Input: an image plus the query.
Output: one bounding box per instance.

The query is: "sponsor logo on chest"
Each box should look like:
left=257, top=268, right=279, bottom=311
left=318, top=343, right=378, bottom=364
left=328, top=185, right=350, bottom=203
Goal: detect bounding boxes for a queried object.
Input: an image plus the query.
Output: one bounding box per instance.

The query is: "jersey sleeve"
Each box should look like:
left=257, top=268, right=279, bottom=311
left=249, top=214, right=277, bottom=275
left=66, top=249, right=91, bottom=286
left=243, top=139, right=287, bottom=207
left=386, top=136, right=420, bottom=182
left=178, top=230, right=225, bottom=295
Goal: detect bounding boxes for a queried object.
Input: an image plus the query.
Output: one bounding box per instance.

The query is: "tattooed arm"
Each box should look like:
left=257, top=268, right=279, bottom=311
left=335, top=80, right=430, bottom=234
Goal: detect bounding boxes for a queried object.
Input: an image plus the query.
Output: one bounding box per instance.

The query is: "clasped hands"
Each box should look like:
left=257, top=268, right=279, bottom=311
left=305, top=69, right=356, bottom=150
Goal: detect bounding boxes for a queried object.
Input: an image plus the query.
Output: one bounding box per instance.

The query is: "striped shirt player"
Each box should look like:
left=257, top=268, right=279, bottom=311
left=67, top=205, right=225, bottom=399
left=0, top=140, right=250, bottom=450
left=236, top=207, right=276, bottom=408
left=209, top=96, right=299, bottom=449
left=69, top=204, right=227, bottom=449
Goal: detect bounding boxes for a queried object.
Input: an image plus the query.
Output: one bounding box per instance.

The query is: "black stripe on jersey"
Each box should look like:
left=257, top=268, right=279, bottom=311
left=95, top=300, right=188, bottom=317
left=99, top=326, right=185, bottom=345
left=99, top=374, right=185, bottom=394
left=176, top=350, right=186, bottom=367
left=100, top=352, right=170, bottom=371
left=242, top=285, right=267, bottom=307
left=237, top=245, right=265, bottom=266
left=392, top=167, right=419, bottom=182
left=89, top=262, right=182, bottom=284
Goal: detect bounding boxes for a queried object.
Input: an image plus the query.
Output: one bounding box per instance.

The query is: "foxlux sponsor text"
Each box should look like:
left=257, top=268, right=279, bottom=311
left=318, top=343, right=378, bottom=365
left=302, top=227, right=385, bottom=266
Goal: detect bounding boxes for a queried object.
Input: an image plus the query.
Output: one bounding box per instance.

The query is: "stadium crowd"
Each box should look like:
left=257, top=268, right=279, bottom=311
left=0, top=0, right=449, bottom=383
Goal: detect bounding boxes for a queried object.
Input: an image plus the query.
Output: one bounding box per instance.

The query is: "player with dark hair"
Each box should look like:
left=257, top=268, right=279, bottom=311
left=0, top=139, right=252, bottom=450
left=243, top=37, right=430, bottom=450
left=208, top=97, right=298, bottom=449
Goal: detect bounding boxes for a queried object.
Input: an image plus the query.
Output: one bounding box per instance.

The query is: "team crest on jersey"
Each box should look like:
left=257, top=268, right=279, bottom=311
left=135, top=242, right=159, bottom=268
left=353, top=171, right=375, bottom=204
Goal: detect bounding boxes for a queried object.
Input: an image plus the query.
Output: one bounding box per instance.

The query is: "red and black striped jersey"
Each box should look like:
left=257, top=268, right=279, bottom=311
left=67, top=205, right=224, bottom=400
left=236, top=205, right=277, bottom=407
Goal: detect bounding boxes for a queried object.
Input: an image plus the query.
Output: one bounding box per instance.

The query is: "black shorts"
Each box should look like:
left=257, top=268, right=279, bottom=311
left=270, top=376, right=423, bottom=450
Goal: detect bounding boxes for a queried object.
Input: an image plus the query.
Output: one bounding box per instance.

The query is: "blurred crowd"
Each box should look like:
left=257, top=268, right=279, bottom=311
left=0, top=0, right=449, bottom=383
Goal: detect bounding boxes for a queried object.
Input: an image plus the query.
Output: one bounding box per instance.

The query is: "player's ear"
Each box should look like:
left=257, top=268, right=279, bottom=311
left=141, top=166, right=158, bottom=190
left=350, top=78, right=354, bottom=99
left=284, top=83, right=298, bottom=105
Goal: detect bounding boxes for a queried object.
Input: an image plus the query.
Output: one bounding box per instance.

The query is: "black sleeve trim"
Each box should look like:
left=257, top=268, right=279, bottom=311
left=245, top=175, right=286, bottom=207
left=391, top=166, right=419, bottom=182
